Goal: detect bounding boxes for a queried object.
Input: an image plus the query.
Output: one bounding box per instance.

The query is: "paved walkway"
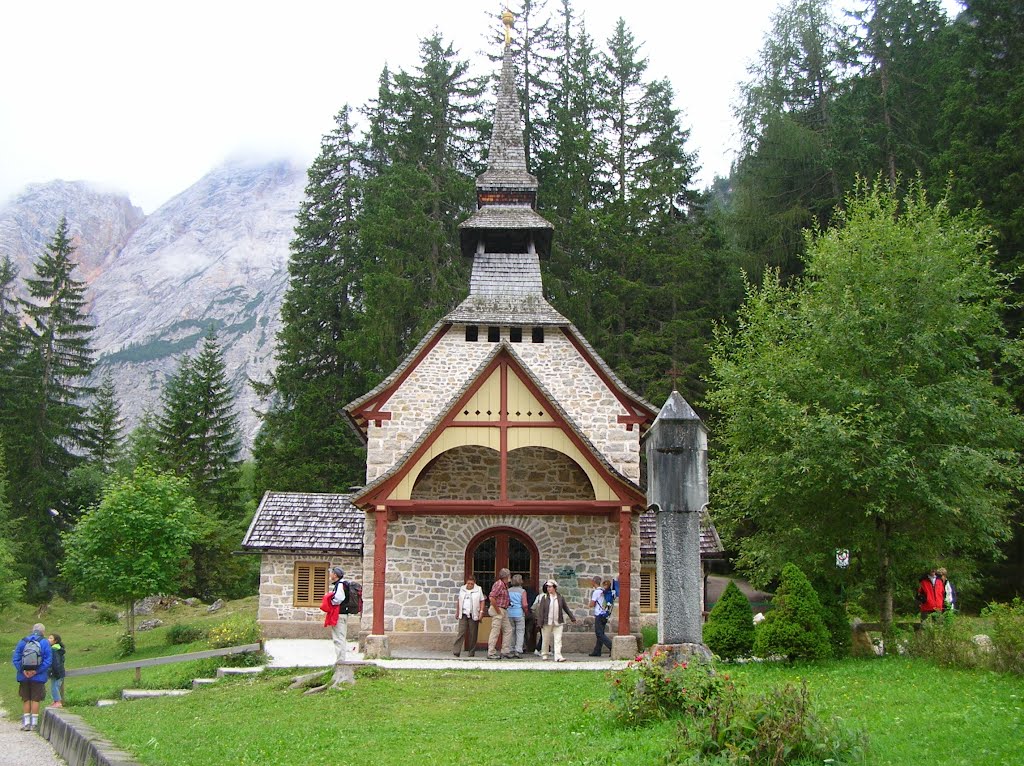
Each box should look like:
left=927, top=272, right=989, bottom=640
left=0, top=706, right=66, bottom=766
left=265, top=639, right=629, bottom=671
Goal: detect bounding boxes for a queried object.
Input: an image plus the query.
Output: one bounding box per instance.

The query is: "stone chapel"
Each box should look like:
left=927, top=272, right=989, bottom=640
left=242, top=18, right=723, bottom=656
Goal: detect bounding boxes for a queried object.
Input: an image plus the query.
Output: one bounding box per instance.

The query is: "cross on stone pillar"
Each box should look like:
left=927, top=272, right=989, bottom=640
left=645, top=390, right=712, bottom=663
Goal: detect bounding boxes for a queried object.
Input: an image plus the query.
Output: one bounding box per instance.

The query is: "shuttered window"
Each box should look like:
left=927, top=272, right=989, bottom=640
left=294, top=562, right=329, bottom=607
left=640, top=569, right=657, bottom=613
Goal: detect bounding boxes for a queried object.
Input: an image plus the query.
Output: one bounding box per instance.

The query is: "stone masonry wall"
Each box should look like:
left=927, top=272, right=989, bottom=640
left=361, top=513, right=641, bottom=639
left=411, top=444, right=594, bottom=501
left=257, top=552, right=362, bottom=639
left=365, top=328, right=642, bottom=484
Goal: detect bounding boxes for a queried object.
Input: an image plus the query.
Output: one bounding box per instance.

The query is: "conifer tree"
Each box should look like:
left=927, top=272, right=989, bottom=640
left=704, top=580, right=755, bottom=660
left=157, top=331, right=242, bottom=515
left=9, top=217, right=95, bottom=594
left=156, top=331, right=248, bottom=599
left=254, top=106, right=368, bottom=493
left=0, top=438, right=26, bottom=610
left=83, top=370, right=125, bottom=472
left=753, top=563, right=832, bottom=661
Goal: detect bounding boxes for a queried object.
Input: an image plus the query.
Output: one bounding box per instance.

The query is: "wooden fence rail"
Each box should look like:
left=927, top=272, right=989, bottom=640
left=64, top=642, right=263, bottom=685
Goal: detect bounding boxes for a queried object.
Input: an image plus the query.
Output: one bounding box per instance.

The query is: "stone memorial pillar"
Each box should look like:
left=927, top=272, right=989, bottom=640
left=646, top=391, right=712, bottom=663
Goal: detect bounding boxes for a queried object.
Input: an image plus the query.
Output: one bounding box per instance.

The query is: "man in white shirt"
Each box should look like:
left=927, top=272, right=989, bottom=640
left=589, top=575, right=613, bottom=657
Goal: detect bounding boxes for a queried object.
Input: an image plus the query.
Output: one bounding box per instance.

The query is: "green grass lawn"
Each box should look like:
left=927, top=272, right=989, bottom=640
left=62, top=659, right=1021, bottom=766
left=4, top=600, right=1022, bottom=765
left=1, top=596, right=260, bottom=711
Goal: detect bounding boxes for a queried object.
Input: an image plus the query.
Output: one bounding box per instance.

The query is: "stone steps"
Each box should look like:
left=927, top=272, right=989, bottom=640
left=121, top=689, right=192, bottom=700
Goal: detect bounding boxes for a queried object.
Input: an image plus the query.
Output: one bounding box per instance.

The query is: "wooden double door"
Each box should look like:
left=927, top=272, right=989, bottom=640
left=465, top=527, right=538, bottom=651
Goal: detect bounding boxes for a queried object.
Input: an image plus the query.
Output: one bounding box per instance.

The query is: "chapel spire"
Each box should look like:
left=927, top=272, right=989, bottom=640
left=457, top=11, right=553, bottom=260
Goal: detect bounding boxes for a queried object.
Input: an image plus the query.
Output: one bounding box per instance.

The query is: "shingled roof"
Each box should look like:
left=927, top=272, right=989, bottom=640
left=639, top=507, right=724, bottom=560
left=241, top=492, right=364, bottom=554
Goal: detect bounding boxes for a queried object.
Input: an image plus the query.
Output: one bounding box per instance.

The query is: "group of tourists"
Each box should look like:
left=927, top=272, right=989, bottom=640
left=917, top=566, right=956, bottom=619
left=10, top=623, right=66, bottom=731
left=453, top=570, right=618, bottom=661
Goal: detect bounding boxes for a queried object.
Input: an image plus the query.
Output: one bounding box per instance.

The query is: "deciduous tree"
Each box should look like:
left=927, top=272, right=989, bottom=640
left=707, top=180, right=1024, bottom=628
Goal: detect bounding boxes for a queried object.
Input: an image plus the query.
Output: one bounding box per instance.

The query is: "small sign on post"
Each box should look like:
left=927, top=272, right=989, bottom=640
left=836, top=549, right=850, bottom=569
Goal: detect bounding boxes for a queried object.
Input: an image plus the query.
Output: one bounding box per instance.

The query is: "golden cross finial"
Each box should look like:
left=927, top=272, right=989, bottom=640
left=666, top=364, right=685, bottom=392
left=502, top=9, right=514, bottom=47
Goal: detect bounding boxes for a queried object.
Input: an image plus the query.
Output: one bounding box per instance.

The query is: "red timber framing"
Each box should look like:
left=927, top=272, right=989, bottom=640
left=348, top=325, right=450, bottom=432
left=558, top=328, right=654, bottom=432
left=355, top=349, right=645, bottom=514
left=356, top=347, right=646, bottom=639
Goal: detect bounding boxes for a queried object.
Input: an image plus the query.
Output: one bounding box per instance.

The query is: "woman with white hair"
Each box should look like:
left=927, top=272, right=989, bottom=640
left=533, top=580, right=576, bottom=662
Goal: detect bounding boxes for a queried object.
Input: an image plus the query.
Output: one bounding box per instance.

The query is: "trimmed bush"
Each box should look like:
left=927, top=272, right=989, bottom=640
left=166, top=623, right=208, bottom=646
left=753, top=563, right=831, bottom=661
left=704, top=580, right=755, bottom=660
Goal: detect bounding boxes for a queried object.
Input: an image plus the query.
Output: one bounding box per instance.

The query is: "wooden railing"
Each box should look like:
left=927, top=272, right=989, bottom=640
left=64, top=642, right=263, bottom=685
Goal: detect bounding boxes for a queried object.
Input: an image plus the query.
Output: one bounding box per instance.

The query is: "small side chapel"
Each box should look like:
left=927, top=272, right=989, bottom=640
left=243, top=16, right=722, bottom=656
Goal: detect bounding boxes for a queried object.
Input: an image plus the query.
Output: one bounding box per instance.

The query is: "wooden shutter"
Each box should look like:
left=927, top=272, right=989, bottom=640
left=640, top=570, right=657, bottom=613
left=294, top=562, right=329, bottom=607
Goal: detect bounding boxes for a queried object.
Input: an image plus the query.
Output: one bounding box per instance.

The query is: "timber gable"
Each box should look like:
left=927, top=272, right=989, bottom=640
left=352, top=341, right=645, bottom=513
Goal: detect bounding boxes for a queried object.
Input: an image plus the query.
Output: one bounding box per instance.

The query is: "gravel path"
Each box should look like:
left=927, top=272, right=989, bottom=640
left=0, top=706, right=65, bottom=766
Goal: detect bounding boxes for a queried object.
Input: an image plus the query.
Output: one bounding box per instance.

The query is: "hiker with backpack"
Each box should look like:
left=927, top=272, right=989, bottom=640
left=11, top=623, right=52, bottom=731
left=48, top=633, right=65, bottom=708
left=322, top=566, right=349, bottom=663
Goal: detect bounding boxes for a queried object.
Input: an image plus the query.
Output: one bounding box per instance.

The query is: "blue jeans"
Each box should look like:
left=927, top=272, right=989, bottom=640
left=49, top=676, right=62, bottom=703
left=593, top=614, right=613, bottom=654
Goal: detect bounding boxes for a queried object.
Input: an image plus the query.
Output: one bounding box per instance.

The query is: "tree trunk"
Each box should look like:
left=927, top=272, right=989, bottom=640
left=876, top=518, right=894, bottom=641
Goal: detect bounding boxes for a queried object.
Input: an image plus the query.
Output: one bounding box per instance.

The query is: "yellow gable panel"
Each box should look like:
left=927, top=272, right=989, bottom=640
left=393, top=427, right=501, bottom=498
left=507, top=429, right=613, bottom=501
left=453, top=369, right=501, bottom=421
left=507, top=373, right=554, bottom=422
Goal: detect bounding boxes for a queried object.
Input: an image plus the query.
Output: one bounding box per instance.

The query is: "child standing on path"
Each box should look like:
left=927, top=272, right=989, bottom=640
left=47, top=634, right=65, bottom=708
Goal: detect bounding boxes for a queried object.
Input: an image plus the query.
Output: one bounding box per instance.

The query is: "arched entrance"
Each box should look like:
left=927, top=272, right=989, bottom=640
left=464, top=527, right=539, bottom=651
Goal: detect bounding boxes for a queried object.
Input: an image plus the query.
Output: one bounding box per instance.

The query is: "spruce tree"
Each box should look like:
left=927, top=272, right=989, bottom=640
left=254, top=106, right=368, bottom=494
left=157, top=331, right=242, bottom=515
left=155, top=331, right=247, bottom=599
left=10, top=217, right=95, bottom=594
left=753, top=563, right=832, bottom=661
left=83, top=370, right=125, bottom=472
left=704, top=580, right=755, bottom=660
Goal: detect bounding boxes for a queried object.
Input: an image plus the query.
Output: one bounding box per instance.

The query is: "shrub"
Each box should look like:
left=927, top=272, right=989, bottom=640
left=982, top=597, right=1024, bottom=674
left=641, top=624, right=658, bottom=649
left=704, top=580, right=755, bottom=660
left=908, top=611, right=981, bottom=669
left=817, top=586, right=852, bottom=659
left=208, top=615, right=262, bottom=648
left=91, top=606, right=119, bottom=625
left=752, top=563, right=831, bottom=661
left=610, top=649, right=729, bottom=726
left=166, top=623, right=208, bottom=646
left=116, top=631, right=136, bottom=658
left=671, top=680, right=868, bottom=765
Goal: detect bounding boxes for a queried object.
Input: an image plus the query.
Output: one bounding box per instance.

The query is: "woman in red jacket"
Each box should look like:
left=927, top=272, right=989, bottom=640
left=917, top=568, right=945, bottom=619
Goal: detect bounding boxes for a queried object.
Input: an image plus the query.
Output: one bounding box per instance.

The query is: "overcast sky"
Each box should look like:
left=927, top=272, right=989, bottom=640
left=0, top=0, right=962, bottom=213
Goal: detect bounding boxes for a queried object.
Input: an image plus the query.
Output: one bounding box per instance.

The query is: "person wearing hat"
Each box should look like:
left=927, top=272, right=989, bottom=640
left=324, top=567, right=348, bottom=663
left=533, top=580, right=576, bottom=662
left=12, top=623, right=52, bottom=731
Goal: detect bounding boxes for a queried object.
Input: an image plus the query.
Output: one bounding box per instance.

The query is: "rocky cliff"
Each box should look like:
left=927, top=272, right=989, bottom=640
left=0, top=159, right=308, bottom=453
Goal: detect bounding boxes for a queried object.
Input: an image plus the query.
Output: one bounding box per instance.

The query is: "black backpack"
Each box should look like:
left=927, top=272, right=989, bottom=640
left=338, top=581, right=363, bottom=615
left=21, top=636, right=42, bottom=670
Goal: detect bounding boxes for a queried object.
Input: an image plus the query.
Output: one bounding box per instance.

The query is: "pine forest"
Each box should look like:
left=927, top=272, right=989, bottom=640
left=0, top=0, right=1021, bottom=611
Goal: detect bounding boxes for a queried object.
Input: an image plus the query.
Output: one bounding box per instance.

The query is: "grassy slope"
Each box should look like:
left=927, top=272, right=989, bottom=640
left=1, top=596, right=260, bottom=711
left=4, top=601, right=1021, bottom=765
left=68, top=659, right=1023, bottom=766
